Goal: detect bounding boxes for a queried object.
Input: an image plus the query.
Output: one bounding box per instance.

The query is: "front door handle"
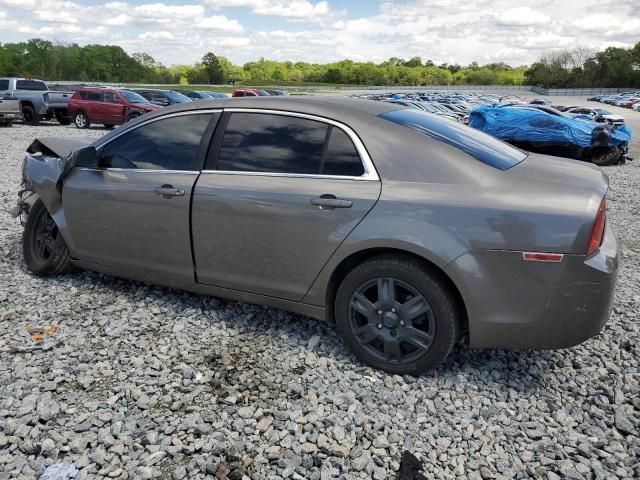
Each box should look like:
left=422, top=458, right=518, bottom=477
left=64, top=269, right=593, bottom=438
left=154, top=184, right=185, bottom=198
left=311, top=195, right=352, bottom=209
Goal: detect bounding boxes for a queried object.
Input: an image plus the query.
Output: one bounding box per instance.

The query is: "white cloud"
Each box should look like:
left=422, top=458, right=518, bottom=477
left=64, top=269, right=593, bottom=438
left=138, top=30, right=174, bottom=40
left=495, top=7, right=550, bottom=26
left=196, top=15, right=244, bottom=32
left=204, top=0, right=332, bottom=19
left=0, top=0, right=638, bottom=68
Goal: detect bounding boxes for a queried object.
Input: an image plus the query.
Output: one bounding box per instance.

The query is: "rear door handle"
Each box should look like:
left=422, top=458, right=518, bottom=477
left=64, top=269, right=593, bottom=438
left=154, top=185, right=185, bottom=198
left=311, top=196, right=352, bottom=209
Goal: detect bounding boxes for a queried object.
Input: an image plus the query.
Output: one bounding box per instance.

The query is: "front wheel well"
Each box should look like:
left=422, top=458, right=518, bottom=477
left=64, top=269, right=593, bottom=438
left=325, top=248, right=468, bottom=337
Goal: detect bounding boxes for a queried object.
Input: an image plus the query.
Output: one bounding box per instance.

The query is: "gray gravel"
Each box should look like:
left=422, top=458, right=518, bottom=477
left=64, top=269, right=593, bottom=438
left=0, top=104, right=639, bottom=480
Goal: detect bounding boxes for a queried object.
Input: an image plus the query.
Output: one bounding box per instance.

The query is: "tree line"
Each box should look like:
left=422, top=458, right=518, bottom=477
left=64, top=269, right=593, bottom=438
left=0, top=38, right=638, bottom=88
left=525, top=43, right=640, bottom=88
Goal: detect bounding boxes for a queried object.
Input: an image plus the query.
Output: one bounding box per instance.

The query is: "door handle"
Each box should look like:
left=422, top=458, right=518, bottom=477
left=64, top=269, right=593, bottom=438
left=154, top=185, right=185, bottom=198
left=310, top=195, right=352, bottom=209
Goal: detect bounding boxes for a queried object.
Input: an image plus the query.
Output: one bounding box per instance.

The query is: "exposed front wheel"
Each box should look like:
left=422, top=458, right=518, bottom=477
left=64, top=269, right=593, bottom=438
left=335, top=254, right=460, bottom=375
left=55, top=109, right=72, bottom=125
left=23, top=199, right=73, bottom=276
left=74, top=111, right=90, bottom=129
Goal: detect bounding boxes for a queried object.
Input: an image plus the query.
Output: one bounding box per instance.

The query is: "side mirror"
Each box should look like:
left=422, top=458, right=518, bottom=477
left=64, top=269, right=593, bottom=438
left=72, top=146, right=98, bottom=169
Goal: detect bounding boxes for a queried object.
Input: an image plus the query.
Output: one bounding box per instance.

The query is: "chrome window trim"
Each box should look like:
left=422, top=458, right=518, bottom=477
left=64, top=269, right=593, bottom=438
left=93, top=109, right=223, bottom=149
left=217, top=108, right=380, bottom=181
left=75, top=167, right=200, bottom=175
left=200, top=170, right=371, bottom=181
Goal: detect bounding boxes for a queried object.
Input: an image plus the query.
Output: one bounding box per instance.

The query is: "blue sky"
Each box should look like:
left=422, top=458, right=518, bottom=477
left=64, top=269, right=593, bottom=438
left=0, top=0, right=638, bottom=67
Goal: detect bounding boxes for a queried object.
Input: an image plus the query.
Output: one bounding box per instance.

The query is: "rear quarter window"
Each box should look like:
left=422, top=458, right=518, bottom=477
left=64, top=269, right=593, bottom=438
left=379, top=109, right=526, bottom=170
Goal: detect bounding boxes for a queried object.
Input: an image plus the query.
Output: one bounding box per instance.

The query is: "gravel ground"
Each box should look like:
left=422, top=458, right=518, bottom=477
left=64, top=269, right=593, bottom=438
left=0, top=100, right=638, bottom=480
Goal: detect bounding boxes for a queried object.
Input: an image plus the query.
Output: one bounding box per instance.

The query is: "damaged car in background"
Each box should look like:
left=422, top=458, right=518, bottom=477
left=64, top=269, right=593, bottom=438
left=13, top=97, right=618, bottom=375
left=469, top=106, right=632, bottom=166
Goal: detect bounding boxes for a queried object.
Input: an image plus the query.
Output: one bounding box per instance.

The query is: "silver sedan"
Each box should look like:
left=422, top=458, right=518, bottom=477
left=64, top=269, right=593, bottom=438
left=16, top=97, right=617, bottom=374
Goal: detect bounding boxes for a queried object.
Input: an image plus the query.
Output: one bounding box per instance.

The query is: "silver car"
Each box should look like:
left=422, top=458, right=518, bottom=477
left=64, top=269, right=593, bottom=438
left=16, top=97, right=617, bottom=375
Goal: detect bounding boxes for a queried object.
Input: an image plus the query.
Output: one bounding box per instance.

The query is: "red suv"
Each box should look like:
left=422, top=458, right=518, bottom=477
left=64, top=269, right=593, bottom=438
left=68, top=88, right=159, bottom=129
left=231, top=88, right=270, bottom=97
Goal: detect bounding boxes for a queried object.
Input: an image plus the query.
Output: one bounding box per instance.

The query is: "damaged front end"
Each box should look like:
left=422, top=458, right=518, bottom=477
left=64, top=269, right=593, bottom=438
left=11, top=137, right=94, bottom=226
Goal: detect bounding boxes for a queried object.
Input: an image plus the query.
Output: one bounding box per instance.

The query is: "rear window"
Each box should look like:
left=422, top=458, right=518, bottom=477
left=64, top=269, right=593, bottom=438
left=379, top=109, right=526, bottom=170
left=16, top=80, right=47, bottom=91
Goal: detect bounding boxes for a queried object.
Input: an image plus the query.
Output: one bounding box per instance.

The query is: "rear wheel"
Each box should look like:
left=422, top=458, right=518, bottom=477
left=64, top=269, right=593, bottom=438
left=335, top=254, right=459, bottom=375
left=22, top=105, right=39, bottom=126
left=55, top=109, right=72, bottom=125
left=23, top=199, right=72, bottom=276
left=74, top=111, right=90, bottom=129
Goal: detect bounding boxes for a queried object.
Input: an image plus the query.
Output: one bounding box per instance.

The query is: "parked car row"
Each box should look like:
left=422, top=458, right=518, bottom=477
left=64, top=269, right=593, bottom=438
left=357, top=91, right=632, bottom=166
left=588, top=91, right=640, bottom=111
left=0, top=77, right=294, bottom=128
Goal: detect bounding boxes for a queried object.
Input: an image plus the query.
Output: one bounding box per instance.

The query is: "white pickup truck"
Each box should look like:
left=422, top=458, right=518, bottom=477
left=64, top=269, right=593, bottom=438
left=0, top=96, right=22, bottom=126
left=0, top=77, right=73, bottom=125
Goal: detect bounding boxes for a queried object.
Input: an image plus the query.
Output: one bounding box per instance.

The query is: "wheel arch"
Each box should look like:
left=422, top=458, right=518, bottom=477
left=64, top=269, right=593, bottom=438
left=323, top=247, right=468, bottom=337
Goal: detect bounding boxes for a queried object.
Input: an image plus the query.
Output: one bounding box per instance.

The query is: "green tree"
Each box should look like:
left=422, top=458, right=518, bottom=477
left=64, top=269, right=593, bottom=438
left=202, top=52, right=224, bottom=84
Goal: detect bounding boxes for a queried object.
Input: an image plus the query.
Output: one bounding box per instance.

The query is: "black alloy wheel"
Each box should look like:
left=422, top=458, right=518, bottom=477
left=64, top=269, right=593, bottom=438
left=348, top=277, right=435, bottom=364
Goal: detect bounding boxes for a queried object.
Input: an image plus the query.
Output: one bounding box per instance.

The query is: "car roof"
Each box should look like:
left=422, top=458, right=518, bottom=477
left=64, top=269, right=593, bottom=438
left=139, top=96, right=405, bottom=119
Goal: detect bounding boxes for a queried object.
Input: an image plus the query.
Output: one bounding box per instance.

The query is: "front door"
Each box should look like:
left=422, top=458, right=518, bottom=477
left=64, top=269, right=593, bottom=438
left=62, top=111, right=218, bottom=285
left=192, top=111, right=381, bottom=301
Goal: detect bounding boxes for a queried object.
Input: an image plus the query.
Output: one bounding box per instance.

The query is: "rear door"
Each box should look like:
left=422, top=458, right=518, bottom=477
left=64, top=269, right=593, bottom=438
left=191, top=110, right=381, bottom=301
left=85, top=91, right=103, bottom=121
left=63, top=111, right=219, bottom=285
left=102, top=92, right=124, bottom=124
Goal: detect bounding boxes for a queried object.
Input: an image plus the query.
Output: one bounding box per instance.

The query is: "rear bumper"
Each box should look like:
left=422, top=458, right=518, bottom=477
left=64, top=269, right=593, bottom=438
left=445, top=223, right=618, bottom=349
left=0, top=112, right=21, bottom=121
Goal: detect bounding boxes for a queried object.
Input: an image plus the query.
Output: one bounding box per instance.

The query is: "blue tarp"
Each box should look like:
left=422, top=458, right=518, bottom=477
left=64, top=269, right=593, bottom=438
left=468, top=106, right=630, bottom=150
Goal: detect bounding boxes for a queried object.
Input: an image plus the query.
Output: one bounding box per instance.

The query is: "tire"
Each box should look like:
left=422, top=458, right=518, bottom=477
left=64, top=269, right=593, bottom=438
left=74, top=111, right=90, bottom=129
left=335, top=254, right=460, bottom=375
left=103, top=124, right=115, bottom=129
left=22, top=199, right=72, bottom=276
left=22, top=105, right=39, bottom=126
left=55, top=110, right=71, bottom=125
left=591, top=148, right=620, bottom=166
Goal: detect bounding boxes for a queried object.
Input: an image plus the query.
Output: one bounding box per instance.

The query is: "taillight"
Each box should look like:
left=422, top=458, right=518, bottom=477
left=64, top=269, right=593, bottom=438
left=586, top=198, right=606, bottom=256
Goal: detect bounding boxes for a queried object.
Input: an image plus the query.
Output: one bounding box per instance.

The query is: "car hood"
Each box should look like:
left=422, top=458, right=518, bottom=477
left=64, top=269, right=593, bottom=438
left=26, top=137, right=94, bottom=159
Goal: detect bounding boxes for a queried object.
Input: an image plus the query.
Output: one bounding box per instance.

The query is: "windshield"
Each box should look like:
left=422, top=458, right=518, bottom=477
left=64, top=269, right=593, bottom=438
left=119, top=90, right=149, bottom=104
left=379, top=109, right=527, bottom=170
left=257, top=90, right=270, bottom=96
left=167, top=91, right=192, bottom=103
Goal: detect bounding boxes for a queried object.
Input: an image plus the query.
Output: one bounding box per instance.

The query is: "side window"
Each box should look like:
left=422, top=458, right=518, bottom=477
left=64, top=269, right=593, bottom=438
left=16, top=80, right=47, bottom=91
left=87, top=92, right=102, bottom=101
left=104, top=92, right=119, bottom=103
left=234, top=91, right=245, bottom=97
left=100, top=114, right=214, bottom=171
left=79, top=91, right=88, bottom=100
left=0, top=80, right=9, bottom=90
left=322, top=127, right=365, bottom=176
left=217, top=113, right=328, bottom=174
